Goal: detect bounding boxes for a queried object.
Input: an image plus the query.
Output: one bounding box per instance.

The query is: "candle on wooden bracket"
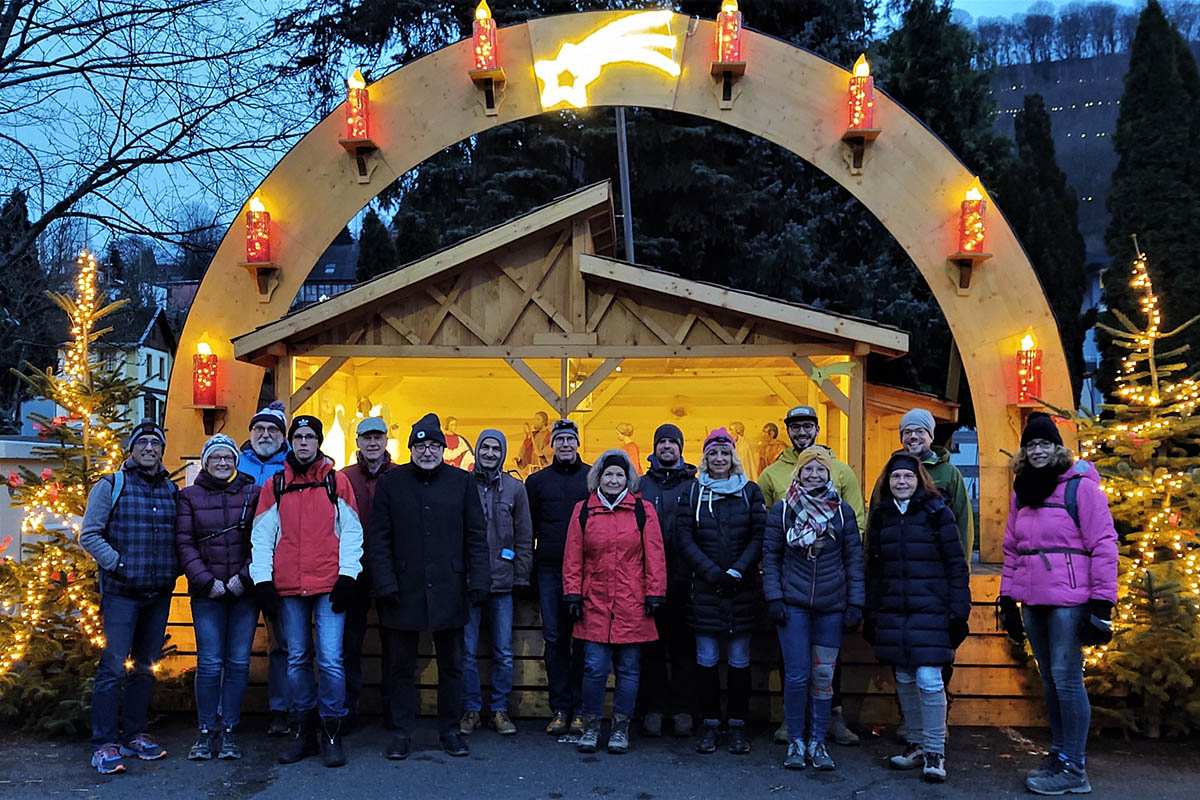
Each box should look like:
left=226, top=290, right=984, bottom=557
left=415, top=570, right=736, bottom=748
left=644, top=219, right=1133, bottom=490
left=346, top=68, right=369, bottom=140
left=715, top=0, right=743, bottom=63
left=473, top=1, right=499, bottom=71
left=848, top=54, right=875, bottom=129
left=193, top=342, right=218, bottom=406
left=1016, top=334, right=1043, bottom=403
left=245, top=196, right=270, bottom=263
left=958, top=185, right=987, bottom=254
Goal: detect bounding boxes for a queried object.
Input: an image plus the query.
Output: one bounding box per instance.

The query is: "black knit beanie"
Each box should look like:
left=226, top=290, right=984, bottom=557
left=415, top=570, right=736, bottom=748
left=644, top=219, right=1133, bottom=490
left=600, top=452, right=629, bottom=476
left=653, top=423, right=684, bottom=448
left=408, top=413, right=447, bottom=448
left=288, top=415, right=323, bottom=445
left=1021, top=412, right=1063, bottom=447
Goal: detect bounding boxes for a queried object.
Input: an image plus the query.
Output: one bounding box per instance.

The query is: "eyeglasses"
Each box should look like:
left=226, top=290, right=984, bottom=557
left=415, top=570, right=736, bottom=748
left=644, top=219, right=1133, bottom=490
left=251, top=424, right=281, bottom=436
left=788, top=422, right=817, bottom=433
left=292, top=433, right=319, bottom=442
left=207, top=455, right=237, bottom=464
left=1025, top=440, right=1057, bottom=452
left=132, top=437, right=163, bottom=450
left=412, top=442, right=443, bottom=453
left=900, top=428, right=929, bottom=439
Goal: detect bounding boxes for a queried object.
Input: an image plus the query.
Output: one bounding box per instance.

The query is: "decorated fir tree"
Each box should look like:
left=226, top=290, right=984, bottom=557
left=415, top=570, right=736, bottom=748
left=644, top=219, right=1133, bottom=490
left=0, top=250, right=142, bottom=733
left=1071, top=243, right=1200, bottom=737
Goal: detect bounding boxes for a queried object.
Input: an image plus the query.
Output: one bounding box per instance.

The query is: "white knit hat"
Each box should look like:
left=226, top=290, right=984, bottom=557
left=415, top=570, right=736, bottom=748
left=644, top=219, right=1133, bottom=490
left=201, top=433, right=239, bottom=471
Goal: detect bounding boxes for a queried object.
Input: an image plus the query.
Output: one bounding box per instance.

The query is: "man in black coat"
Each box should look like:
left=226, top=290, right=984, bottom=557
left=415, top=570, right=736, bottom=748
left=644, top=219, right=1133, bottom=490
left=635, top=423, right=699, bottom=737
left=364, top=413, right=490, bottom=760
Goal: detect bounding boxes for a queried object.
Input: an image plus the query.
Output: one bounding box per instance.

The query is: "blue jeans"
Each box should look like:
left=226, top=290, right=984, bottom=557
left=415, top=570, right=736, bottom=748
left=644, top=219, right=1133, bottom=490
left=1024, top=604, right=1090, bottom=763
left=537, top=568, right=583, bottom=714
left=695, top=632, right=751, bottom=668
left=91, top=591, right=172, bottom=746
left=581, top=641, right=641, bottom=718
left=463, top=593, right=515, bottom=712
left=265, top=611, right=291, bottom=713
left=279, top=594, right=347, bottom=719
left=191, top=594, right=258, bottom=730
left=776, top=607, right=842, bottom=741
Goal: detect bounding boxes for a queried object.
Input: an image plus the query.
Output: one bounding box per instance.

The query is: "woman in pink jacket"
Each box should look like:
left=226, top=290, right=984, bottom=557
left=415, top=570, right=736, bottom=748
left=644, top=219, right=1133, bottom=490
left=997, top=413, right=1117, bottom=796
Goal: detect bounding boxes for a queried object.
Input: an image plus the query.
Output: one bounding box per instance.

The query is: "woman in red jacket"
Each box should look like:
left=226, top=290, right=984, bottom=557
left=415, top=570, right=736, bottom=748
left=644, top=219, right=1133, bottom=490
left=563, top=449, right=667, bottom=755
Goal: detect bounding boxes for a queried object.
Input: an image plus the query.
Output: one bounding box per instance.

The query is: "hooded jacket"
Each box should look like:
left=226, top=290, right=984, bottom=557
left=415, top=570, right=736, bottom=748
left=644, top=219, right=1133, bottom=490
left=870, top=446, right=974, bottom=566
left=237, top=440, right=289, bottom=486
left=1000, top=460, right=1118, bottom=606
left=638, top=454, right=698, bottom=586
left=758, top=445, right=866, bottom=536
left=473, top=429, right=534, bottom=593
left=175, top=470, right=260, bottom=596
left=525, top=454, right=591, bottom=570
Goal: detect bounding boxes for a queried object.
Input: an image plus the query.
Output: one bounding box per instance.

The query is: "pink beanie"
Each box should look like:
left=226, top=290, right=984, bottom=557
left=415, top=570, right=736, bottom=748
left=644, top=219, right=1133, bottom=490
left=703, top=427, right=735, bottom=453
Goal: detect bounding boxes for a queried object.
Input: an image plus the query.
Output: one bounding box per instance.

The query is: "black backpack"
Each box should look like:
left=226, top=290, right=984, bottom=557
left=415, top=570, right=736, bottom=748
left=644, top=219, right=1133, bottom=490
left=273, top=470, right=338, bottom=507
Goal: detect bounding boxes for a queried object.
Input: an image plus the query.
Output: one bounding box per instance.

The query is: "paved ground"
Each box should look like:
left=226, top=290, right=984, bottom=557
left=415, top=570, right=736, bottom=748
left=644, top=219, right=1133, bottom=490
left=1, top=714, right=1197, bottom=799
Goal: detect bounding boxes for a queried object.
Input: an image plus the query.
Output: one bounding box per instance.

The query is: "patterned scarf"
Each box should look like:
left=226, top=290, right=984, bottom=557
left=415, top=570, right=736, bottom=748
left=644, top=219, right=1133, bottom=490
left=784, top=478, right=841, bottom=554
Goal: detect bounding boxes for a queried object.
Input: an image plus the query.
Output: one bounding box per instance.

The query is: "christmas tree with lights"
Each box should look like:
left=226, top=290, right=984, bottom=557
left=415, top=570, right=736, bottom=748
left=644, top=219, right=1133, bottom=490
left=1072, top=242, right=1200, bottom=737
left=0, top=250, right=142, bottom=733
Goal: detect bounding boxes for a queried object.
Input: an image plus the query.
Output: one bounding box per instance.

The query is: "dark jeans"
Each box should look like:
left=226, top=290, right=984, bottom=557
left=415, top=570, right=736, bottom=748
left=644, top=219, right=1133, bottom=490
left=776, top=607, right=842, bottom=741
left=279, top=593, right=346, bottom=719
left=1024, top=604, right=1091, bottom=763
left=91, top=590, right=172, bottom=746
left=537, top=568, right=583, bottom=714
left=637, top=586, right=694, bottom=717
left=265, top=610, right=291, bottom=713
left=463, top=593, right=515, bottom=712
left=384, top=627, right=464, bottom=738
left=191, top=594, right=257, bottom=730
left=342, top=580, right=391, bottom=715
left=581, top=641, right=641, bottom=718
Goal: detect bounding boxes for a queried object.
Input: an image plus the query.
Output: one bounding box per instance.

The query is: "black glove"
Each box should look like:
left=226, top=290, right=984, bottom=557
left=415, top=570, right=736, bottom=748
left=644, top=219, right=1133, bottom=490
left=767, top=599, right=788, bottom=626
left=996, top=595, right=1025, bottom=644
left=862, top=618, right=876, bottom=646
left=843, top=605, right=863, bottom=632
left=329, top=575, right=356, bottom=613
left=714, top=572, right=739, bottom=598
left=564, top=594, right=583, bottom=622
left=644, top=595, right=665, bottom=617
left=255, top=580, right=280, bottom=619
left=513, top=581, right=538, bottom=602
left=468, top=588, right=489, bottom=607
left=949, top=617, right=970, bottom=649
left=1079, top=599, right=1114, bottom=646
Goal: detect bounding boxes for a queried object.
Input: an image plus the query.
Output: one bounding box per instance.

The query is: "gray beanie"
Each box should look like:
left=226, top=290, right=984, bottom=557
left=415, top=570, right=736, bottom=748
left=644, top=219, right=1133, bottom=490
left=201, top=433, right=239, bottom=471
left=899, top=408, right=935, bottom=438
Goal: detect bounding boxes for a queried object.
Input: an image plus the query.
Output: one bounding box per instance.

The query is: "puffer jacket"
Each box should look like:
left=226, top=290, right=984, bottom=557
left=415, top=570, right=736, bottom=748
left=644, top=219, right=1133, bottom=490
left=758, top=445, right=866, bottom=535
left=562, top=491, right=668, bottom=644
left=639, top=455, right=698, bottom=586
left=762, top=497, right=864, bottom=614
left=865, top=491, right=971, bottom=666
left=249, top=455, right=363, bottom=596
left=473, top=429, right=533, bottom=593
left=1000, top=460, right=1118, bottom=606
left=526, top=457, right=591, bottom=570
left=678, top=481, right=766, bottom=634
left=175, top=471, right=260, bottom=597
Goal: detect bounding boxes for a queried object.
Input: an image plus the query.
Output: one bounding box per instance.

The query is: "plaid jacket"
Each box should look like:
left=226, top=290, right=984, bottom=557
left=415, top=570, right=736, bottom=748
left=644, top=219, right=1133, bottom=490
left=83, top=462, right=180, bottom=595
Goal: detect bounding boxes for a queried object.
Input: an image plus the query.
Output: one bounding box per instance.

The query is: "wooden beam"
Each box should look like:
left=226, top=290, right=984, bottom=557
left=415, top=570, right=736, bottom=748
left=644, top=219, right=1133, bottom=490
left=674, top=312, right=698, bottom=342
left=761, top=375, right=800, bottom=407
left=425, top=275, right=494, bottom=345
left=274, top=353, right=292, bottom=406
left=848, top=355, right=867, bottom=486
left=379, top=311, right=421, bottom=345
left=585, top=375, right=631, bottom=417
left=585, top=291, right=615, bottom=333
left=734, top=320, right=754, bottom=343
left=292, top=343, right=852, bottom=359
left=698, top=313, right=738, bottom=344
left=289, top=356, right=347, bottom=414
left=946, top=340, right=963, bottom=403
left=565, top=357, right=624, bottom=415
left=495, top=229, right=571, bottom=343
left=422, top=271, right=469, bottom=345
left=560, top=358, right=569, bottom=419
left=615, top=295, right=677, bottom=345
left=503, top=358, right=561, bottom=412
left=793, top=355, right=851, bottom=415
left=570, top=218, right=590, bottom=332
left=497, top=262, right=574, bottom=334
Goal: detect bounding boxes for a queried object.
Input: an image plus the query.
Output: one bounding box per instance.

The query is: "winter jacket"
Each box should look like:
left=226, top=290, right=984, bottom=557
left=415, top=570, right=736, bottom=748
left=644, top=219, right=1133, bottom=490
left=249, top=456, right=363, bottom=596
left=562, top=492, right=668, bottom=644
left=759, top=446, right=866, bottom=536
left=870, top=447, right=974, bottom=567
left=175, top=470, right=260, bottom=597
left=238, top=441, right=289, bottom=486
left=762, top=498, right=865, bottom=615
left=638, top=455, right=698, bottom=586
left=364, top=461, right=491, bottom=631
left=340, top=452, right=397, bottom=534
left=526, top=457, right=591, bottom=570
left=79, top=460, right=180, bottom=596
left=473, top=430, right=534, bottom=593
left=678, top=481, right=767, bottom=634
left=1000, top=460, right=1118, bottom=606
left=865, top=491, right=971, bottom=666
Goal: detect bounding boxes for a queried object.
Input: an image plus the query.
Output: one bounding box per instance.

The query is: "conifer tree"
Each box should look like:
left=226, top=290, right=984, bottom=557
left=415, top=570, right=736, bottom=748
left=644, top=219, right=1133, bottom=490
left=355, top=208, right=397, bottom=283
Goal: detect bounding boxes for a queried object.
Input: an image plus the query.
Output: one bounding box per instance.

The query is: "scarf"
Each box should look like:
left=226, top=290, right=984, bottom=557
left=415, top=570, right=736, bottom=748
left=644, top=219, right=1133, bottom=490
left=597, top=489, right=628, bottom=510
left=784, top=479, right=841, bottom=553
left=694, top=471, right=749, bottom=522
left=1013, top=463, right=1067, bottom=508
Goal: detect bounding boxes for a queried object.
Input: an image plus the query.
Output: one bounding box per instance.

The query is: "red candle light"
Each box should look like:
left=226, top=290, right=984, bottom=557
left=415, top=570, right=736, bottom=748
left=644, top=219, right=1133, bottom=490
left=473, top=1, right=499, bottom=71
left=958, top=184, right=987, bottom=254
left=193, top=342, right=217, bottom=406
left=847, top=54, right=875, bottom=129
left=245, top=195, right=270, bottom=263
left=715, top=0, right=743, bottom=63
left=346, top=68, right=368, bottom=140
left=1016, top=334, right=1043, bottom=403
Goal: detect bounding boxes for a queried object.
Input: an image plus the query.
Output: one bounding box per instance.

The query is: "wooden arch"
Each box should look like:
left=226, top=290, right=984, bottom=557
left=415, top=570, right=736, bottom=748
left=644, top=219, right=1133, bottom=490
left=166, top=11, right=1070, bottom=558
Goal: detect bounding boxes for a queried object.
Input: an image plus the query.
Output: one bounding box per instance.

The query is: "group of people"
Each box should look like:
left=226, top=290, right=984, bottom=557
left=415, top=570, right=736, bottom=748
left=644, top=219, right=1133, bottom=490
left=78, top=398, right=1117, bottom=796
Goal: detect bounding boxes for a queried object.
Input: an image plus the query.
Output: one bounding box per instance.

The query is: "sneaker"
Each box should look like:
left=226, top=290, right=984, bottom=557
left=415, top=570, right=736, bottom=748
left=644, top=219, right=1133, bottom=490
left=672, top=712, right=694, bottom=737
left=188, top=729, right=215, bottom=760
left=607, top=714, right=630, bottom=754
left=827, top=707, right=860, bottom=746
left=642, top=711, right=663, bottom=737
left=773, top=722, right=789, bottom=745
left=695, top=721, right=719, bottom=754
left=546, top=710, right=569, bottom=735
left=889, top=741, right=925, bottom=770
left=1026, top=751, right=1063, bottom=780
left=91, top=744, right=126, bottom=774
left=569, top=715, right=586, bottom=736
left=727, top=720, right=750, bottom=755
left=267, top=710, right=291, bottom=736
left=460, top=710, right=481, bottom=735
left=808, top=739, right=836, bottom=771
left=783, top=739, right=806, bottom=770
left=922, top=752, right=947, bottom=783
left=491, top=710, right=517, bottom=736
left=120, top=733, right=166, bottom=761
left=576, top=715, right=600, bottom=753
left=1025, top=756, right=1091, bottom=795
left=216, top=728, right=241, bottom=760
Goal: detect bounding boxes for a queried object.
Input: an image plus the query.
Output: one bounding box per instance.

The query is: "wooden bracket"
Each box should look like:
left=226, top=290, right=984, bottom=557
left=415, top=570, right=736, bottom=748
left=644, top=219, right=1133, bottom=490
left=238, top=262, right=281, bottom=303
left=469, top=68, right=507, bottom=116
left=947, top=252, right=993, bottom=295
left=185, top=404, right=227, bottom=435
left=710, top=61, right=746, bottom=110
left=840, top=128, right=881, bottom=175
left=338, top=138, right=380, bottom=184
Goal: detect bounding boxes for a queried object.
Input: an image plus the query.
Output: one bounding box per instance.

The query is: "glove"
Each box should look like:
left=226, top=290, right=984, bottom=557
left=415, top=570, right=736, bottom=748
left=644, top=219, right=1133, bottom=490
left=949, top=617, right=970, bottom=649
left=714, top=572, right=738, bottom=598
left=208, top=578, right=227, bottom=599
left=644, top=595, right=665, bottom=617
left=996, top=595, right=1025, bottom=644
left=468, top=588, right=489, bottom=607
left=1079, top=599, right=1114, bottom=646
left=566, top=599, right=583, bottom=622
left=767, top=599, right=788, bottom=626
left=376, top=592, right=401, bottom=614
left=513, top=581, right=538, bottom=602
left=329, top=575, right=356, bottom=613
left=843, top=605, right=863, bottom=632
left=255, top=580, right=280, bottom=619
left=862, top=618, right=876, bottom=646
left=226, top=574, right=245, bottom=597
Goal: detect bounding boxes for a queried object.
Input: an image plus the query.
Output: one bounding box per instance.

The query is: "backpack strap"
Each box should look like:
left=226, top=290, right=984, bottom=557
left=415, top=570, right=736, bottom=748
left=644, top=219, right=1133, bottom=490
left=634, top=496, right=646, bottom=533
left=578, top=499, right=589, bottom=534
left=108, top=471, right=125, bottom=516
left=1017, top=473, right=1083, bottom=529
left=273, top=470, right=338, bottom=507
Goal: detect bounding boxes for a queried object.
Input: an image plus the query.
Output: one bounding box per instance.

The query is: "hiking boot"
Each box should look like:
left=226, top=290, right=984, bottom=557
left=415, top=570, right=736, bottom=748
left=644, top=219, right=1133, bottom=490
left=460, top=710, right=481, bottom=735
left=783, top=739, right=806, bottom=770
left=773, top=722, right=789, bottom=744
left=827, top=706, right=860, bottom=746
left=319, top=717, right=346, bottom=768
left=576, top=714, right=600, bottom=753
left=441, top=732, right=470, bottom=757
left=279, top=709, right=319, bottom=764
left=91, top=743, right=125, bottom=774
left=1025, top=756, right=1091, bottom=795
left=545, top=710, right=569, bottom=735
left=727, top=720, right=750, bottom=755
left=119, top=733, right=166, bottom=760
left=695, top=720, right=719, bottom=754
left=889, top=741, right=925, bottom=770
left=188, top=728, right=215, bottom=760
left=807, top=739, right=835, bottom=770
left=385, top=735, right=410, bottom=760
left=922, top=752, right=947, bottom=783
left=1026, top=751, right=1063, bottom=780
left=569, top=714, right=586, bottom=736
left=216, top=728, right=241, bottom=760
left=267, top=710, right=291, bottom=736
left=672, top=712, right=694, bottom=737
left=642, top=711, right=663, bottom=737
left=491, top=710, right=517, bottom=735
left=607, top=714, right=631, bottom=754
